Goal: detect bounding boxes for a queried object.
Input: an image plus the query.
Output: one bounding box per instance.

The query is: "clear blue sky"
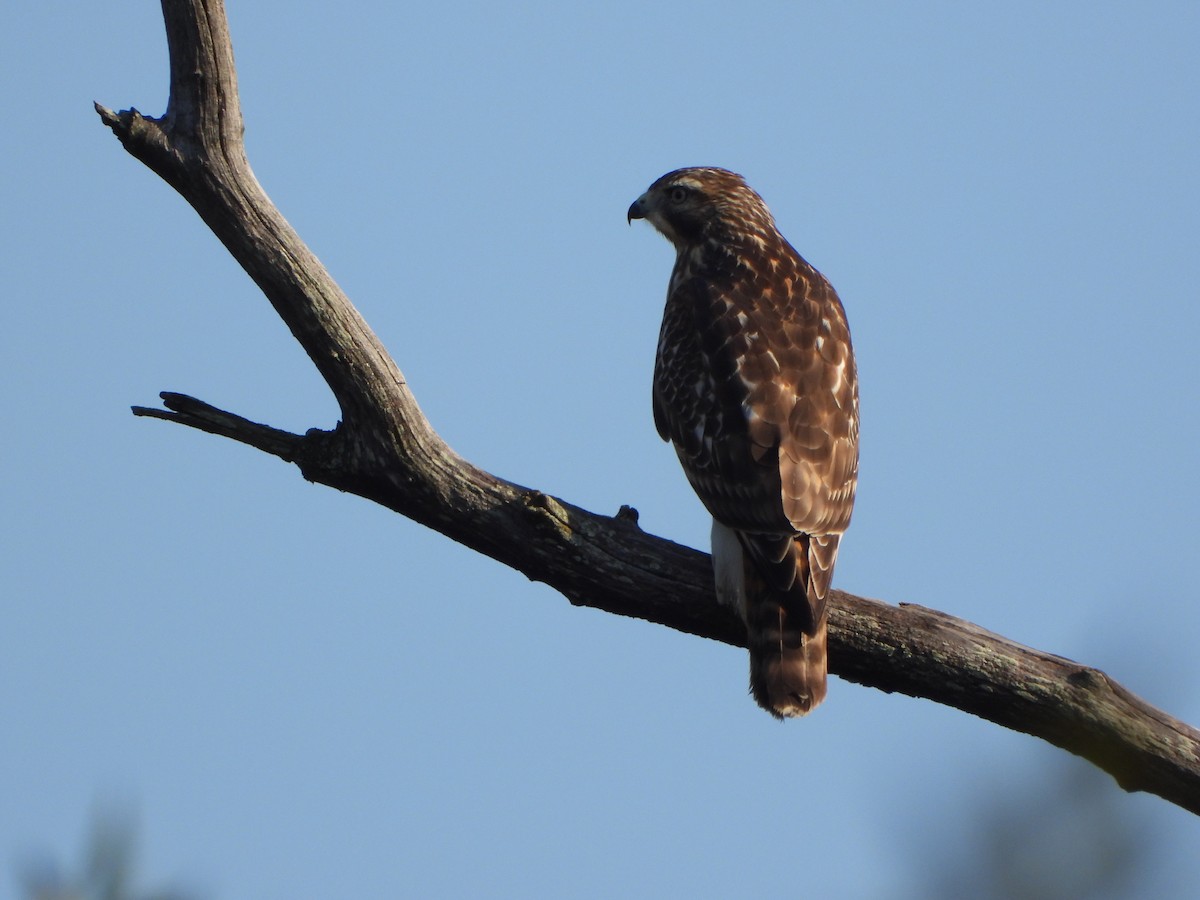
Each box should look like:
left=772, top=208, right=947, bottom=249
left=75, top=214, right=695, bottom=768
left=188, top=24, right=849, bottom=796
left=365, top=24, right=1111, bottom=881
left=3, top=2, right=1199, bottom=897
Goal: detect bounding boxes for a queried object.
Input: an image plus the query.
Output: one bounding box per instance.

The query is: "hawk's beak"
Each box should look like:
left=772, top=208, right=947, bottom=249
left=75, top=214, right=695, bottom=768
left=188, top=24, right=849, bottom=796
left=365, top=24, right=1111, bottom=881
left=627, top=196, right=647, bottom=224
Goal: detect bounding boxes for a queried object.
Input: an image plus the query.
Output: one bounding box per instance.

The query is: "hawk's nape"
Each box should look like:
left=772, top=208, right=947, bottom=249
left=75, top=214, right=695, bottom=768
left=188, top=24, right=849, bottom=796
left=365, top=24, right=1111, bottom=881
left=630, top=167, right=859, bottom=718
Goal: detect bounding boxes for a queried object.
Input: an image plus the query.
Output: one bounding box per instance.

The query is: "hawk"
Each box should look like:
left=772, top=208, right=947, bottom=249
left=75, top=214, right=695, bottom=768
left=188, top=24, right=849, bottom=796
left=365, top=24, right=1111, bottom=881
left=628, top=167, right=858, bottom=717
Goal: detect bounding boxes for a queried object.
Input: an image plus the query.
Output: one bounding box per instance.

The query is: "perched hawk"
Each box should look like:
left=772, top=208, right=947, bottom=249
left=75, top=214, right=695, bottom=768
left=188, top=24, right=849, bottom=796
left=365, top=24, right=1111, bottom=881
left=628, top=167, right=858, bottom=717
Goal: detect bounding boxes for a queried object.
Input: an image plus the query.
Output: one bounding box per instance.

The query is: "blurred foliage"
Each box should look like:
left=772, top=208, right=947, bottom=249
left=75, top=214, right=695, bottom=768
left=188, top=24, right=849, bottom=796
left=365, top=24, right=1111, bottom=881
left=14, top=749, right=1162, bottom=899
left=916, top=759, right=1153, bottom=900
left=18, top=809, right=195, bottom=900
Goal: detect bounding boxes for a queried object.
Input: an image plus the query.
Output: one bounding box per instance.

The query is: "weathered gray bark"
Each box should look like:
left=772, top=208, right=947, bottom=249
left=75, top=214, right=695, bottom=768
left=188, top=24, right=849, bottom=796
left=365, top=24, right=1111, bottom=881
left=97, top=0, right=1200, bottom=815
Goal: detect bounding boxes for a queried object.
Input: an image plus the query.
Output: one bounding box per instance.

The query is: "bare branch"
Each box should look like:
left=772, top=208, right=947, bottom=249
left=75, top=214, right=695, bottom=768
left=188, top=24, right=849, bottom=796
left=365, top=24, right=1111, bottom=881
left=97, top=0, right=1200, bottom=815
left=132, top=392, right=303, bottom=460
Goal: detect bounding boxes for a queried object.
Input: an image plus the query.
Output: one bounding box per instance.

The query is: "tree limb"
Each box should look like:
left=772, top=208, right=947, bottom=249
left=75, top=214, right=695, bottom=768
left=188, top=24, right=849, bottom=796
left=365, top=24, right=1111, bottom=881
left=97, top=0, right=1200, bottom=815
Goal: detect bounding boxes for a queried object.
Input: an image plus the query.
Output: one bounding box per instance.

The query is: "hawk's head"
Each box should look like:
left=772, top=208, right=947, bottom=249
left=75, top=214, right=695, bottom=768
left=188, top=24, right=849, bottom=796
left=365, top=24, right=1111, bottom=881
left=627, top=167, right=778, bottom=251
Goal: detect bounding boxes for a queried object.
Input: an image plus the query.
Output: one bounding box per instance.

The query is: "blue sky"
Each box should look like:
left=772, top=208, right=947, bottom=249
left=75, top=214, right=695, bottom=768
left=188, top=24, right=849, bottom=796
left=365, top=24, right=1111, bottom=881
left=3, top=2, right=1199, bottom=897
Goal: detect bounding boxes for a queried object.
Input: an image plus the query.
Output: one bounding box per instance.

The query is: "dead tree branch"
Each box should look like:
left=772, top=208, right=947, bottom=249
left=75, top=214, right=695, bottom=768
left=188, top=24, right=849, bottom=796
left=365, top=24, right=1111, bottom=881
left=96, top=0, right=1200, bottom=815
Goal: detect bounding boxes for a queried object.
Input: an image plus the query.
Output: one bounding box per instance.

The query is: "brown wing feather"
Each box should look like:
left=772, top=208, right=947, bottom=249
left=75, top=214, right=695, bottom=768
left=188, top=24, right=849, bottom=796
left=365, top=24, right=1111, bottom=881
left=654, top=255, right=858, bottom=541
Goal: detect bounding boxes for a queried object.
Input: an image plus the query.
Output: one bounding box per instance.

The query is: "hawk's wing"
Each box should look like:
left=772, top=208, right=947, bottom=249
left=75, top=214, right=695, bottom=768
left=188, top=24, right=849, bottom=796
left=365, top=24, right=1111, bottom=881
left=652, top=256, right=857, bottom=630
left=653, top=262, right=858, bottom=531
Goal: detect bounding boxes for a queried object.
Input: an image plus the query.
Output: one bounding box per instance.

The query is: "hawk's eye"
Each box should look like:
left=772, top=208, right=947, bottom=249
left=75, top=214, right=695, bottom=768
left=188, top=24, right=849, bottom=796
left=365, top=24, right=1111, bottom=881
left=667, top=186, right=690, bottom=204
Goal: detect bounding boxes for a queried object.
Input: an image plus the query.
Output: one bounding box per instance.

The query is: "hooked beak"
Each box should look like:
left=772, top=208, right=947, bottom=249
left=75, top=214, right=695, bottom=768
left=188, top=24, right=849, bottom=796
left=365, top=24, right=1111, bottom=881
left=627, top=195, right=647, bottom=224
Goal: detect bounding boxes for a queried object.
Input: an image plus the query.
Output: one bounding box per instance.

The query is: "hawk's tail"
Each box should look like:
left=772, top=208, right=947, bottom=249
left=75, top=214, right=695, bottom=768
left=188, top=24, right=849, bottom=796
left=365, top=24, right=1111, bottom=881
left=711, top=523, right=836, bottom=718
left=746, top=597, right=827, bottom=717
left=741, top=533, right=834, bottom=718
